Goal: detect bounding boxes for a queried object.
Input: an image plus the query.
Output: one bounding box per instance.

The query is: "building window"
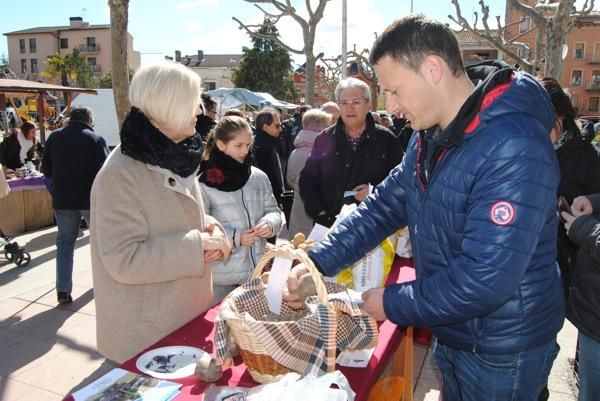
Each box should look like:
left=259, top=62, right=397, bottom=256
left=571, top=70, right=583, bottom=86
left=589, top=97, right=599, bottom=112
left=574, top=43, right=585, bottom=59
left=30, top=58, right=38, bottom=73
left=29, top=38, right=37, bottom=53
left=19, top=39, right=26, bottom=53
left=20, top=59, right=27, bottom=73
left=519, top=17, right=531, bottom=34
left=204, top=82, right=216, bottom=91
left=60, top=38, right=69, bottom=49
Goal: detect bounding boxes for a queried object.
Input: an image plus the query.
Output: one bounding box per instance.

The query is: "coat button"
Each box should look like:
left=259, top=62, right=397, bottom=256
left=168, top=177, right=176, bottom=187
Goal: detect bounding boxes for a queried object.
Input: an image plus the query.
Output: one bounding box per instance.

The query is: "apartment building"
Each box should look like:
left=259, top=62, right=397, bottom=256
left=170, top=50, right=242, bottom=91
left=454, top=29, right=501, bottom=66
left=3, top=17, right=141, bottom=81
left=504, top=1, right=600, bottom=117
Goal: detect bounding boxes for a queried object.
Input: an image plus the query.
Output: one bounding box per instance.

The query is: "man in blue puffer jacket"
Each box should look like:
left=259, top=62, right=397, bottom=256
left=285, top=15, right=564, bottom=401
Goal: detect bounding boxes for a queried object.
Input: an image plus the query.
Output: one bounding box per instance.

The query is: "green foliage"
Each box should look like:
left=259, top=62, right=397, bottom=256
left=41, top=49, right=94, bottom=88
left=97, top=69, right=134, bottom=88
left=232, top=19, right=299, bottom=100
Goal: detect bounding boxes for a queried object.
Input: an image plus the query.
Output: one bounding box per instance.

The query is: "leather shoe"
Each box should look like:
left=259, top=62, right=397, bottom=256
left=57, top=291, right=73, bottom=304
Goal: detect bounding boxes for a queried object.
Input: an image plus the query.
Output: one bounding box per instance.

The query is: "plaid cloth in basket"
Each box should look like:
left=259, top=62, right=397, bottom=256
left=214, top=277, right=378, bottom=378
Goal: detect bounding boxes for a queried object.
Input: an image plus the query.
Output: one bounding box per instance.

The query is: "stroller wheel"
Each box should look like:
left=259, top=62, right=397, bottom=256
left=4, top=249, right=16, bottom=262
left=16, top=252, right=31, bottom=267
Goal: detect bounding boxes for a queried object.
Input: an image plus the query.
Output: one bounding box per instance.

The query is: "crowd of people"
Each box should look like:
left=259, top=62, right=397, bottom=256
left=2, top=13, right=600, bottom=401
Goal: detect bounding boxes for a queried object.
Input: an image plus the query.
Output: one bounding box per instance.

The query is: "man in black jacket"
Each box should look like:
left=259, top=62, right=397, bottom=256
left=562, top=194, right=600, bottom=401
left=42, top=106, right=109, bottom=304
left=299, top=77, right=403, bottom=227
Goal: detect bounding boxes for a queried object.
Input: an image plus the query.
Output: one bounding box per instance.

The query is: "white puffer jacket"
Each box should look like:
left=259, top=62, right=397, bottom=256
left=199, top=166, right=282, bottom=285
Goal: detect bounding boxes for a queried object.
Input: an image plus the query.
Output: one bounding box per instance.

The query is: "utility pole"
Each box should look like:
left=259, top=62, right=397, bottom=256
left=341, top=0, right=347, bottom=79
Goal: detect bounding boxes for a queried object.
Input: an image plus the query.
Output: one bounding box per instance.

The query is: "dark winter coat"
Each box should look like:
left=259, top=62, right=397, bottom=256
left=0, top=132, right=33, bottom=170
left=309, top=62, right=564, bottom=354
left=299, top=112, right=403, bottom=227
left=252, top=128, right=286, bottom=205
left=566, top=194, right=600, bottom=342
left=42, top=120, right=109, bottom=210
left=555, top=137, right=600, bottom=295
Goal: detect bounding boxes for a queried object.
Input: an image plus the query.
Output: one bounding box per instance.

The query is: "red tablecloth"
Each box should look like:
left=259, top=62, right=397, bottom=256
left=65, top=258, right=431, bottom=401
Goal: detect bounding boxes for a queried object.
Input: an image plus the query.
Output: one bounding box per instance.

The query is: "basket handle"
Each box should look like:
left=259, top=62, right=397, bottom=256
left=251, top=246, right=329, bottom=305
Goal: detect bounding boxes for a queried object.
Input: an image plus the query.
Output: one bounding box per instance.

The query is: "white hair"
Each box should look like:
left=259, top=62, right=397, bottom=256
left=335, top=77, right=371, bottom=103
left=129, top=61, right=201, bottom=132
left=302, top=109, right=332, bottom=131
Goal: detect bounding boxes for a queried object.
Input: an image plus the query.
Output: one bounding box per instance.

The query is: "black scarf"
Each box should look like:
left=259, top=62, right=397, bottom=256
left=120, top=107, right=203, bottom=178
left=198, top=148, right=252, bottom=192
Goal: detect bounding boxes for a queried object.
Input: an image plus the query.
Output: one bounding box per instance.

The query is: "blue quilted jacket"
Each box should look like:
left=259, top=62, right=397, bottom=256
left=310, top=63, right=565, bottom=354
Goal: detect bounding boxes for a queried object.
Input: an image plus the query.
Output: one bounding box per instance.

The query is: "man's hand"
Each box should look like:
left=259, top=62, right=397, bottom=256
left=561, top=211, right=577, bottom=234
left=361, top=288, right=388, bottom=321
left=353, top=184, right=370, bottom=203
left=283, top=264, right=310, bottom=310
left=240, top=229, right=256, bottom=247
left=571, top=196, right=593, bottom=217
left=253, top=221, right=272, bottom=238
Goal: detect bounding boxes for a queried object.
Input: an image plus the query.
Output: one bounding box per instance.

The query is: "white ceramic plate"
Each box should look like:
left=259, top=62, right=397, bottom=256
left=136, top=346, right=207, bottom=379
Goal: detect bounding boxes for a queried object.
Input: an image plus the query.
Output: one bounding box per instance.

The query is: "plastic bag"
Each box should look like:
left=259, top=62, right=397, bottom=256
left=331, top=204, right=395, bottom=291
left=203, top=371, right=355, bottom=401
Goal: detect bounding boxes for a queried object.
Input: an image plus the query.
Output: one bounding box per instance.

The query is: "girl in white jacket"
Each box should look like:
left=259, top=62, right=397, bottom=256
left=199, top=116, right=282, bottom=304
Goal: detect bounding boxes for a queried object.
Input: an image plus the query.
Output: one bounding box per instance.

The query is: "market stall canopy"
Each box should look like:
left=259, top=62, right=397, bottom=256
left=0, top=78, right=97, bottom=96
left=205, top=87, right=297, bottom=111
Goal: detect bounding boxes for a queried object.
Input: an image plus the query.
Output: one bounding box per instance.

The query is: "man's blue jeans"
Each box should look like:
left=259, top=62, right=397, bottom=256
left=578, top=331, right=600, bottom=401
left=434, top=339, right=559, bottom=401
left=54, top=209, right=90, bottom=293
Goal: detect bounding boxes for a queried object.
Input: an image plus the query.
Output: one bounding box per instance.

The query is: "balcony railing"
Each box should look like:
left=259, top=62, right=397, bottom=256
left=78, top=44, right=101, bottom=53
left=588, top=56, right=600, bottom=64
left=89, top=64, right=102, bottom=73
left=585, top=81, right=600, bottom=91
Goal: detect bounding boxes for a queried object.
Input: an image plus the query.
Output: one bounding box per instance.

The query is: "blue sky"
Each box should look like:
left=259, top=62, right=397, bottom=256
left=1, top=0, right=507, bottom=66
left=0, top=0, right=592, bottom=68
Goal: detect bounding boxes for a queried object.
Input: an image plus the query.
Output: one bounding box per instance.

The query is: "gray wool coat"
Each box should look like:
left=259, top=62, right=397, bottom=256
left=199, top=166, right=282, bottom=286
left=90, top=147, right=219, bottom=363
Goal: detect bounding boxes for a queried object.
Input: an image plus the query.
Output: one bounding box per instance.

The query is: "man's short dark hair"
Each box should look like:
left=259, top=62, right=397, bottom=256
left=255, top=108, right=278, bottom=131
left=369, top=14, right=465, bottom=77
left=69, top=106, right=93, bottom=125
left=299, top=105, right=312, bottom=114
left=201, top=93, right=216, bottom=112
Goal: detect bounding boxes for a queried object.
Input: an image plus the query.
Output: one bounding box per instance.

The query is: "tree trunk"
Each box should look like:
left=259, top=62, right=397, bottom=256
left=305, top=53, right=316, bottom=105
left=370, top=79, right=378, bottom=111
left=109, top=0, right=131, bottom=129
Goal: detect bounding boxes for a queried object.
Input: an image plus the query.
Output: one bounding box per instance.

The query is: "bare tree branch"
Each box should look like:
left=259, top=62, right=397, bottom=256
left=232, top=16, right=304, bottom=54
left=254, top=4, right=285, bottom=23
left=579, top=0, right=596, bottom=15
left=450, top=0, right=531, bottom=70
left=507, top=0, right=546, bottom=27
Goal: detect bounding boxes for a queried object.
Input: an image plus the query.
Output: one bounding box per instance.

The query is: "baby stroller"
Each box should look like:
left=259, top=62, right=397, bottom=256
left=0, top=230, right=31, bottom=267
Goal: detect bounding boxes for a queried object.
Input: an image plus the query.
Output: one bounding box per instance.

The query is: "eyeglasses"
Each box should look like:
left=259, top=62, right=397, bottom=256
left=339, top=98, right=367, bottom=108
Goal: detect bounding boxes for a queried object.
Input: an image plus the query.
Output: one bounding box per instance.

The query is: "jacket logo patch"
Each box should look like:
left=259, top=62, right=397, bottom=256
left=490, top=201, right=516, bottom=226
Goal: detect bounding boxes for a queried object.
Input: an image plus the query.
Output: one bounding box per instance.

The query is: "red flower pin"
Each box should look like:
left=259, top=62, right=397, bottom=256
left=206, top=167, right=225, bottom=185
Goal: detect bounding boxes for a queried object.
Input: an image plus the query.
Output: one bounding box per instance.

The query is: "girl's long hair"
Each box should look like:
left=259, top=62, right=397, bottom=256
left=202, top=116, right=252, bottom=160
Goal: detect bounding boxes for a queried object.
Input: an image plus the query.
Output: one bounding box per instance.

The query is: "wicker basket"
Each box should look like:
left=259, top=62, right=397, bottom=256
left=227, top=246, right=331, bottom=383
left=216, top=244, right=378, bottom=383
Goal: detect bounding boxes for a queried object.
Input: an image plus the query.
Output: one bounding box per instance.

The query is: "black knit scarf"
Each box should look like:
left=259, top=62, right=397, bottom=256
left=120, top=107, right=203, bottom=178
left=198, top=148, right=252, bottom=192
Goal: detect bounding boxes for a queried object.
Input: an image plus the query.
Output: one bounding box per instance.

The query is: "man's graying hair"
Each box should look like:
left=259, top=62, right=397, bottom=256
left=69, top=106, right=94, bottom=125
left=335, top=77, right=371, bottom=102
left=369, top=14, right=465, bottom=77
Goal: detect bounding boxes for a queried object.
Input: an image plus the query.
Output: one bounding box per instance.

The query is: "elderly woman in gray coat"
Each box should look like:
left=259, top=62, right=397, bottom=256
left=286, top=109, right=332, bottom=237
left=199, top=116, right=283, bottom=304
left=90, top=62, right=231, bottom=363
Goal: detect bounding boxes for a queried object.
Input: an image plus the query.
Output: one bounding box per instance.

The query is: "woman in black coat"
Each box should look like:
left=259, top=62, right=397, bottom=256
left=541, top=77, right=600, bottom=297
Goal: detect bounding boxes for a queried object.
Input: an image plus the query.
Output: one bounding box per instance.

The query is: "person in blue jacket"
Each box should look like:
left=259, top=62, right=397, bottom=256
left=285, top=15, right=564, bottom=401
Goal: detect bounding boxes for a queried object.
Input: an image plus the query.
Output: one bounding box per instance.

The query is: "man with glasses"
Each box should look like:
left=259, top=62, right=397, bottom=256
left=195, top=93, right=217, bottom=140
left=253, top=108, right=285, bottom=208
left=299, top=77, right=403, bottom=228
